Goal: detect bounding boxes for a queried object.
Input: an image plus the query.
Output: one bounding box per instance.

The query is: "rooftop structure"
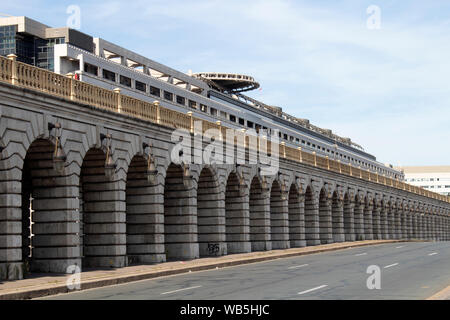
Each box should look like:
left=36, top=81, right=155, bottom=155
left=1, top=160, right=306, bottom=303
left=398, top=166, right=450, bottom=196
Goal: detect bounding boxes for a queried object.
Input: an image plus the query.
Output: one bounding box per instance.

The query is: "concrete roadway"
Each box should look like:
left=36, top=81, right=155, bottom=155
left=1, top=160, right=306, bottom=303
left=41, top=241, right=450, bottom=300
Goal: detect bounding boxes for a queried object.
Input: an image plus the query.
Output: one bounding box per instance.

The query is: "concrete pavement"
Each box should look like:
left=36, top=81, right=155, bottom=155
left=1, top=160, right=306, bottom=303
left=39, top=241, right=450, bottom=300
left=0, top=240, right=402, bottom=300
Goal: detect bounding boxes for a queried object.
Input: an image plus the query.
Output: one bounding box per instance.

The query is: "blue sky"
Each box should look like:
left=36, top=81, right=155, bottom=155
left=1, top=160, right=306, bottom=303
left=2, top=0, right=450, bottom=166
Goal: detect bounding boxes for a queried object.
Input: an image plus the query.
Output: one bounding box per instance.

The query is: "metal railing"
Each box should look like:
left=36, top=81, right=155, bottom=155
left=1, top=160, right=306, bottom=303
left=0, top=54, right=448, bottom=204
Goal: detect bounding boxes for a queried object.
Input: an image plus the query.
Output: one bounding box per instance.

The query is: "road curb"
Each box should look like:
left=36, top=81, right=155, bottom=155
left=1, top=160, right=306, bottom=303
left=0, top=240, right=407, bottom=300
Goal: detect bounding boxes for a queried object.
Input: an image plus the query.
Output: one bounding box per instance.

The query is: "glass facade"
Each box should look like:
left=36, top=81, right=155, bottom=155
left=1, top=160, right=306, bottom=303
left=0, top=25, right=64, bottom=71
left=0, top=25, right=17, bottom=57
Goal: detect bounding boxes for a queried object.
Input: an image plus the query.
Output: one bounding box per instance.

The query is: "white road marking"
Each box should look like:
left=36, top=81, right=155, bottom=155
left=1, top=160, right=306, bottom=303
left=161, top=285, right=202, bottom=295
left=428, top=252, right=438, bottom=256
left=384, top=263, right=399, bottom=269
left=395, top=246, right=404, bottom=249
left=298, top=285, right=328, bottom=295
left=288, top=264, right=309, bottom=269
left=354, top=253, right=367, bottom=256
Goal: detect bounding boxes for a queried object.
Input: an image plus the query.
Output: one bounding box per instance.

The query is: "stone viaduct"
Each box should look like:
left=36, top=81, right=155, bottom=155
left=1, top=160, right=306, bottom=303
left=0, top=56, right=449, bottom=281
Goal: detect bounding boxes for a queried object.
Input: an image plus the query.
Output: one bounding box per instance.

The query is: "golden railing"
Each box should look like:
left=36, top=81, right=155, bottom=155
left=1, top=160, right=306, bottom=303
left=0, top=54, right=448, bottom=204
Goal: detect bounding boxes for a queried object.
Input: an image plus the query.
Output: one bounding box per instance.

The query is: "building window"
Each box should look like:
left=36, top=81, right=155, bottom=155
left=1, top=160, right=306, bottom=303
left=220, top=111, right=227, bottom=118
left=247, top=120, right=254, bottom=128
left=200, top=104, right=208, bottom=113
left=164, top=91, right=173, bottom=101
left=188, top=100, right=197, bottom=109
left=239, top=118, right=245, bottom=125
left=120, top=75, right=132, bottom=87
left=176, top=95, right=186, bottom=105
left=135, top=80, right=146, bottom=92
left=229, top=114, right=236, bottom=122
left=84, top=63, right=98, bottom=76
left=102, top=69, right=116, bottom=82
left=150, top=86, right=160, bottom=97
left=210, top=107, right=217, bottom=116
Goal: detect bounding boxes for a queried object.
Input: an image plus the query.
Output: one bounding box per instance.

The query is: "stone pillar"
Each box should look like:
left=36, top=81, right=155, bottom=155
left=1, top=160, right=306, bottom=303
left=305, top=191, right=320, bottom=246
left=319, top=195, right=333, bottom=244
left=354, top=199, right=365, bottom=241
left=225, top=180, right=251, bottom=254
left=288, top=192, right=306, bottom=248
left=270, top=183, right=289, bottom=250
left=126, top=178, right=165, bottom=265
left=332, top=198, right=345, bottom=242
left=164, top=167, right=199, bottom=261
left=395, top=207, right=402, bottom=240
left=372, top=206, right=381, bottom=240
left=364, top=202, right=374, bottom=240
left=0, top=168, right=24, bottom=280
left=250, top=185, right=271, bottom=252
left=388, top=206, right=396, bottom=240
left=379, top=206, right=389, bottom=240
left=344, top=198, right=355, bottom=241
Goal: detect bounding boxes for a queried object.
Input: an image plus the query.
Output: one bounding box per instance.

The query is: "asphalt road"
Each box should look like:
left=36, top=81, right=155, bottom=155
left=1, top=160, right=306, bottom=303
left=41, top=241, right=450, bottom=300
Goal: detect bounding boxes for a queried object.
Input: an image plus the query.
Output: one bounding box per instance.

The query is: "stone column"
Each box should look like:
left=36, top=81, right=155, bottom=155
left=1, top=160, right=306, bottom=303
left=319, top=196, right=333, bottom=244
left=332, top=198, right=345, bottom=243
left=354, top=199, right=365, bottom=241
left=225, top=185, right=251, bottom=254
left=250, top=187, right=271, bottom=252
left=270, top=185, right=290, bottom=250
left=364, top=202, right=374, bottom=240
left=388, top=206, right=396, bottom=240
left=289, top=193, right=306, bottom=248
left=379, top=206, right=389, bottom=240
left=344, top=198, right=355, bottom=241
left=372, top=205, right=381, bottom=240
left=305, top=192, right=320, bottom=246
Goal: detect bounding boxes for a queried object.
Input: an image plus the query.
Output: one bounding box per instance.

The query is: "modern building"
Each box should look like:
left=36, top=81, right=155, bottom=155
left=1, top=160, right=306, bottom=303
left=0, top=15, right=404, bottom=178
left=399, top=166, right=450, bottom=196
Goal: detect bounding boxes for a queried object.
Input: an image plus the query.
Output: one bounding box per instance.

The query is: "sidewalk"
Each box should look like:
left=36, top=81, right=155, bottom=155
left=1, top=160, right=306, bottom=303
left=427, top=285, right=450, bottom=300
left=0, top=240, right=405, bottom=300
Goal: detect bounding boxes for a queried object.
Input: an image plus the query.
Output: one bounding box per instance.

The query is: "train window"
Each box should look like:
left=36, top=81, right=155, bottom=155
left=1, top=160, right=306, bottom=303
left=247, top=121, right=254, bottom=128
left=164, top=91, right=173, bottom=101
left=150, top=86, right=160, bottom=97
left=102, top=69, right=116, bottom=82
left=135, top=80, right=146, bottom=92
left=229, top=114, right=236, bottom=122
left=176, top=95, right=186, bottom=105
left=210, top=107, right=217, bottom=116
left=239, top=118, right=245, bottom=125
left=200, top=104, right=208, bottom=112
left=120, top=75, right=132, bottom=87
left=188, top=100, right=197, bottom=109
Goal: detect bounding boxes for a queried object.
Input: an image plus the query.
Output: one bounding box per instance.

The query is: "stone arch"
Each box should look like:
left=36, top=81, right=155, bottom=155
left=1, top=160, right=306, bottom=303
left=21, top=138, right=80, bottom=273
left=249, top=175, right=270, bottom=251
left=163, top=163, right=198, bottom=260
left=288, top=183, right=305, bottom=248
left=197, top=166, right=226, bottom=257
left=270, top=179, right=289, bottom=249
left=331, top=191, right=344, bottom=242
left=305, top=184, right=320, bottom=246
left=80, top=147, right=126, bottom=268
left=125, top=154, right=165, bottom=264
left=224, top=171, right=250, bottom=254
left=343, top=192, right=355, bottom=241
